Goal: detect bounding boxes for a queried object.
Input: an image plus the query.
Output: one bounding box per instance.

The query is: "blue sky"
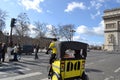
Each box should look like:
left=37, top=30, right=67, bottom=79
left=1, top=0, right=120, bottom=45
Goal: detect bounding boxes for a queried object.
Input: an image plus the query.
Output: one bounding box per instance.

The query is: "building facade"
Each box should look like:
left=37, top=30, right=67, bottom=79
left=103, top=8, right=120, bottom=51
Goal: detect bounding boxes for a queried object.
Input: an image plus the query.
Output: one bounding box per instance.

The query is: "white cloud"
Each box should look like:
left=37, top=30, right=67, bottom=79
left=3, top=0, right=9, bottom=2
left=76, top=20, right=104, bottom=36
left=18, top=0, right=44, bottom=13
left=29, top=24, right=54, bottom=38
left=91, top=11, right=101, bottom=19
left=89, top=41, right=103, bottom=46
left=117, top=0, right=120, bottom=3
left=89, top=0, right=105, bottom=19
left=93, top=20, right=104, bottom=35
left=74, top=21, right=104, bottom=45
left=90, top=0, right=103, bottom=10
left=45, top=24, right=55, bottom=38
left=46, top=24, right=53, bottom=31
left=76, top=25, right=89, bottom=34
left=98, top=0, right=105, bottom=3
left=73, top=35, right=88, bottom=41
left=28, top=24, right=36, bottom=37
left=73, top=36, right=80, bottom=41
left=46, top=10, right=53, bottom=14
left=64, top=2, right=86, bottom=12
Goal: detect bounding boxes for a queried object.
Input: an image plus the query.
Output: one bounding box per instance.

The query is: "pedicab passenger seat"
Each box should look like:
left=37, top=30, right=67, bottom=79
left=55, top=41, right=88, bottom=60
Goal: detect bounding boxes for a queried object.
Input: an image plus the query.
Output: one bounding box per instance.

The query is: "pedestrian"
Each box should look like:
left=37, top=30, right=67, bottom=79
left=34, top=44, right=39, bottom=59
left=46, top=38, right=57, bottom=78
left=17, top=44, right=22, bottom=60
left=5, top=43, right=13, bottom=62
left=0, top=42, right=2, bottom=64
left=13, top=44, right=19, bottom=61
left=1, top=43, right=7, bottom=62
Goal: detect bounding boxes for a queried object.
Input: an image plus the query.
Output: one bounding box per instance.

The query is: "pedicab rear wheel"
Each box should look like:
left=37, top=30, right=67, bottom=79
left=81, top=72, right=89, bottom=80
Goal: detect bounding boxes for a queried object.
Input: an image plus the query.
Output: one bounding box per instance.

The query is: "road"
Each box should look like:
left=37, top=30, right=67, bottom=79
left=86, top=50, right=120, bottom=80
left=0, top=51, right=120, bottom=80
left=0, top=53, right=50, bottom=80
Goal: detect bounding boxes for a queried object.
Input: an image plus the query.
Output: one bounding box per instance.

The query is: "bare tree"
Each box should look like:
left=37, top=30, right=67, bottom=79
left=58, top=24, right=75, bottom=41
left=14, top=13, right=30, bottom=37
left=0, top=9, right=8, bottom=31
left=32, top=21, right=48, bottom=47
left=33, top=21, right=47, bottom=38
left=49, top=25, right=59, bottom=38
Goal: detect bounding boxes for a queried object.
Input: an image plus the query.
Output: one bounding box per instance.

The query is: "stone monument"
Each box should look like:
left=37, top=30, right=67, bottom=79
left=103, top=8, right=120, bottom=51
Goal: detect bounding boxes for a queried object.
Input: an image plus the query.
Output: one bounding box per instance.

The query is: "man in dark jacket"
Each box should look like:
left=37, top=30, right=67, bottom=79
left=0, top=42, right=2, bottom=63
left=34, top=44, right=39, bottom=59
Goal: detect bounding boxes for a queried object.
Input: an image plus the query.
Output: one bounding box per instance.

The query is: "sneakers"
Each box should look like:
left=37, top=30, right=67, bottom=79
left=48, top=75, right=51, bottom=79
left=48, top=72, right=52, bottom=79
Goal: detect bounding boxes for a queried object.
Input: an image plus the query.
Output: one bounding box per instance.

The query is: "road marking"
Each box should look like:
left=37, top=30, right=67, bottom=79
left=2, top=63, right=9, bottom=65
left=0, top=72, right=7, bottom=75
left=85, top=59, right=106, bottom=67
left=85, top=62, right=94, bottom=66
left=22, top=58, right=34, bottom=61
left=98, top=59, right=105, bottom=62
left=0, top=72, right=42, bottom=80
left=114, top=67, right=120, bottom=73
left=17, top=66, right=31, bottom=71
left=17, top=68, right=30, bottom=72
left=104, top=76, right=114, bottom=80
left=41, top=78, right=50, bottom=80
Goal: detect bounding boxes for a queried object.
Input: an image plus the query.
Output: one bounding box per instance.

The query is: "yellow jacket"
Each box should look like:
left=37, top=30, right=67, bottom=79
left=49, top=41, right=57, bottom=54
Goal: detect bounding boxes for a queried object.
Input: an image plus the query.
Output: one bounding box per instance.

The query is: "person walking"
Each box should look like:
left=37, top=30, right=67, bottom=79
left=17, top=44, right=21, bottom=60
left=13, top=44, right=18, bottom=61
left=34, top=44, right=39, bottom=59
left=1, top=43, right=7, bottom=62
left=6, top=43, right=13, bottom=62
left=0, top=42, right=2, bottom=64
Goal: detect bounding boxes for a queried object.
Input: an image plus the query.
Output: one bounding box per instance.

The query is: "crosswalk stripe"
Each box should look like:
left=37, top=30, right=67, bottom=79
left=17, top=66, right=31, bottom=71
left=41, top=78, right=50, bottom=80
left=0, top=72, right=42, bottom=80
left=0, top=72, right=7, bottom=75
left=22, top=58, right=34, bottom=61
left=0, top=64, right=31, bottom=71
left=114, top=67, right=120, bottom=73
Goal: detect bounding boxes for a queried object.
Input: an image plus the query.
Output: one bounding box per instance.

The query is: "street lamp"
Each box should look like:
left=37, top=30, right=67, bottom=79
left=70, top=29, right=75, bottom=41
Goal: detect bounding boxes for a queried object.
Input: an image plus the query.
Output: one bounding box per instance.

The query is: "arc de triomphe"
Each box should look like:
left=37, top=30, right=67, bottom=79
left=103, top=8, right=120, bottom=51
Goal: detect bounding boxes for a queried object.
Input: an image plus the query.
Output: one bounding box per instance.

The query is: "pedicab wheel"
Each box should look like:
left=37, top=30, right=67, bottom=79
left=51, top=73, right=61, bottom=80
left=81, top=72, right=89, bottom=80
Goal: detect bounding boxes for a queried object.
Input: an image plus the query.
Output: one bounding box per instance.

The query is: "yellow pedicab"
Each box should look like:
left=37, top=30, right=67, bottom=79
left=49, top=41, right=88, bottom=80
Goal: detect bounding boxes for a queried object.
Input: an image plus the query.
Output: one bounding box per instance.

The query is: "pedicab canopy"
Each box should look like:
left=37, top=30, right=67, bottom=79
left=55, top=41, right=88, bottom=60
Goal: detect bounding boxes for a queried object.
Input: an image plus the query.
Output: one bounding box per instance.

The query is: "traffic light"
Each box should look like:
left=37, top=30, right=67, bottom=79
left=10, top=18, right=16, bottom=27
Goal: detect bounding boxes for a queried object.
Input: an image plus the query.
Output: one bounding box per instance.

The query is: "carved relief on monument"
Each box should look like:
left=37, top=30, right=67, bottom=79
left=107, top=34, right=114, bottom=44
left=106, top=23, right=116, bottom=29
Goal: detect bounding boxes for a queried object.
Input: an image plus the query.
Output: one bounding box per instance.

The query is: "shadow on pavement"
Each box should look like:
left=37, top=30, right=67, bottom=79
left=85, top=68, right=103, bottom=73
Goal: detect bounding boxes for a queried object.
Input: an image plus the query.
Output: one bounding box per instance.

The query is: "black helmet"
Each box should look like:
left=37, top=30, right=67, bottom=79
left=53, top=38, right=57, bottom=41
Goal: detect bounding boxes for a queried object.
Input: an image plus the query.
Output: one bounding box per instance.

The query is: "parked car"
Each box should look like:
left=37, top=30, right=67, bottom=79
left=21, top=45, right=34, bottom=55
